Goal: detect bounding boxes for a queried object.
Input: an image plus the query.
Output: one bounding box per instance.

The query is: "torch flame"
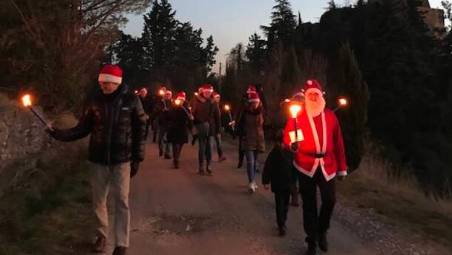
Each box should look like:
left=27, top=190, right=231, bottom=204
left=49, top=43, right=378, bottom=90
left=338, top=97, right=348, bottom=107
left=175, top=99, right=181, bottom=106
left=289, top=104, right=302, bottom=119
left=22, top=94, right=32, bottom=107
left=194, top=92, right=199, bottom=96
left=158, top=89, right=165, bottom=96
left=224, top=104, right=231, bottom=111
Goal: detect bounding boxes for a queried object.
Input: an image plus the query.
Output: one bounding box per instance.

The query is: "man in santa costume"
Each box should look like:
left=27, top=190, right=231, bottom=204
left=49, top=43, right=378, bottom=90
left=47, top=64, right=147, bottom=255
left=283, top=79, right=347, bottom=255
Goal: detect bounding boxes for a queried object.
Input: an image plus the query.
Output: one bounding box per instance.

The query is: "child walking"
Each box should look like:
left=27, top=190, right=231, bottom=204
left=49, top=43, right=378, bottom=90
left=262, top=130, right=295, bottom=236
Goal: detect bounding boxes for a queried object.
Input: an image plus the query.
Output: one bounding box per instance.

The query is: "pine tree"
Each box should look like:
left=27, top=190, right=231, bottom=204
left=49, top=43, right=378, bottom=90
left=328, top=43, right=369, bottom=171
left=261, top=0, right=297, bottom=48
left=246, top=33, right=267, bottom=72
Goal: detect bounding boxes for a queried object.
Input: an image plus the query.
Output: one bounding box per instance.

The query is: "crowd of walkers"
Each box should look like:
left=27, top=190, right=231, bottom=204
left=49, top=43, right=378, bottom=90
left=46, top=64, right=348, bottom=255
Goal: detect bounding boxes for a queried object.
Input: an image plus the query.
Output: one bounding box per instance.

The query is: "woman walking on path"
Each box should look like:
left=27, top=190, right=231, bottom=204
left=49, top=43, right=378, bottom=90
left=167, top=91, right=193, bottom=169
left=236, top=91, right=265, bottom=192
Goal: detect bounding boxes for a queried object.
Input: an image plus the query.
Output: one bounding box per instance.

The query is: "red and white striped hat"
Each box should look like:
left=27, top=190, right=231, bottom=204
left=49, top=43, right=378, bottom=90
left=302, top=79, right=323, bottom=95
left=176, top=91, right=186, bottom=101
left=200, top=84, right=214, bottom=93
left=247, top=84, right=257, bottom=94
left=212, top=92, right=220, bottom=99
left=248, top=92, right=260, bottom=103
left=98, top=64, right=123, bottom=84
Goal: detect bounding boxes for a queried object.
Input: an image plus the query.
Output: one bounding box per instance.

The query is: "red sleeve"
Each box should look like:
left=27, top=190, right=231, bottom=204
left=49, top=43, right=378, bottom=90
left=333, top=114, right=348, bottom=175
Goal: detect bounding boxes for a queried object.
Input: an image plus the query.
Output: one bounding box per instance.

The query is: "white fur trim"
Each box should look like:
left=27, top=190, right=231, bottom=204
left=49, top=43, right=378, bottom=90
left=293, top=161, right=316, bottom=177
left=337, top=170, right=348, bottom=177
left=248, top=98, right=260, bottom=103
left=305, top=87, right=322, bottom=95
left=98, top=74, right=122, bottom=84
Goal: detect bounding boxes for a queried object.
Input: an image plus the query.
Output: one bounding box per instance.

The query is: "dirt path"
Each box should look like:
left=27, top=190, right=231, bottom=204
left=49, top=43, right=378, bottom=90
left=112, top=139, right=378, bottom=255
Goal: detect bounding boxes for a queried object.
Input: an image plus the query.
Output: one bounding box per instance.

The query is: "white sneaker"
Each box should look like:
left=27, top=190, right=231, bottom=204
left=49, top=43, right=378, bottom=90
left=248, top=182, right=256, bottom=193
left=252, top=182, right=258, bottom=190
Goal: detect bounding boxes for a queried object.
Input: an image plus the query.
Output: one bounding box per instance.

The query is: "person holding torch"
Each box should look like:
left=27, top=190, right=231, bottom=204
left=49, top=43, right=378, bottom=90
left=46, top=64, right=147, bottom=255
left=283, top=79, right=347, bottom=255
left=167, top=91, right=193, bottom=169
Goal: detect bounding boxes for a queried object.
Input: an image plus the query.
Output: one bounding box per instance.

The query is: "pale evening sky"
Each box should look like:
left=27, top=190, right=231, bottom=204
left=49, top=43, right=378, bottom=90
left=123, top=0, right=445, bottom=74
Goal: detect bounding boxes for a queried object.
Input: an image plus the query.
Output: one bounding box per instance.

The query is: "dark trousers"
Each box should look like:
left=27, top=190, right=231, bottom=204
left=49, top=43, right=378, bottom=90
left=213, top=134, right=223, bottom=158
left=198, top=135, right=212, bottom=165
left=158, top=127, right=171, bottom=156
left=274, top=190, right=291, bottom=228
left=299, top=169, right=336, bottom=245
left=172, top=143, right=184, bottom=163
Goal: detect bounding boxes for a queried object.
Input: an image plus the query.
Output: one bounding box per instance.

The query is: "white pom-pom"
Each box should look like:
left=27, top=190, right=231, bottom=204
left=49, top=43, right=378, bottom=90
left=307, top=80, right=313, bottom=85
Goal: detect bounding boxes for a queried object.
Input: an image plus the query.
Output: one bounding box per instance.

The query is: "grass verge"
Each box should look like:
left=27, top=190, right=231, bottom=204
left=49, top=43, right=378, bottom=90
left=338, top=151, right=452, bottom=252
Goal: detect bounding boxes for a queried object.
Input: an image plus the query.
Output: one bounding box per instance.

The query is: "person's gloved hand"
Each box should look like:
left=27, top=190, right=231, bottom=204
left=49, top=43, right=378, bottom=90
left=290, top=142, right=299, bottom=152
left=130, top=161, right=140, bottom=178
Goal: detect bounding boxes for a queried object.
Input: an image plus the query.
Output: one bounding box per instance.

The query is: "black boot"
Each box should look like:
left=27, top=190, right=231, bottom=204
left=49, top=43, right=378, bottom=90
left=278, top=225, right=286, bottom=237
left=304, top=245, right=317, bottom=255
left=112, top=246, right=127, bottom=255
left=198, top=162, right=205, bottom=176
left=304, top=239, right=317, bottom=255
left=319, top=233, right=328, bottom=252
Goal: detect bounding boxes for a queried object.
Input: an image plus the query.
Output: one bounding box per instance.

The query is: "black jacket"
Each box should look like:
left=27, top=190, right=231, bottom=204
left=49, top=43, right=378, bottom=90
left=51, top=85, right=147, bottom=165
left=167, top=103, right=193, bottom=144
left=262, top=145, right=295, bottom=192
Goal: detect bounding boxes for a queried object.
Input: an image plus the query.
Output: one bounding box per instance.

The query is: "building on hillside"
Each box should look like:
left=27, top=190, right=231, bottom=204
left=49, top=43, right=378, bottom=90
left=368, top=0, right=445, bottom=38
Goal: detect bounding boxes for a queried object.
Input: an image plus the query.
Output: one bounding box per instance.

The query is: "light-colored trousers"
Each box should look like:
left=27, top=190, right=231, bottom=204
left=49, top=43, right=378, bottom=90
left=90, top=162, right=131, bottom=247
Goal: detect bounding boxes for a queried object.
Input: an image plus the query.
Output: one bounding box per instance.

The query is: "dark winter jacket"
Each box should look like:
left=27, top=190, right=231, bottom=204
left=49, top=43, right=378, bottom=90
left=153, top=99, right=172, bottom=127
left=262, top=145, right=295, bottom=192
left=190, top=95, right=221, bottom=136
left=50, top=85, right=147, bottom=165
left=238, top=104, right=265, bottom=152
left=167, top=103, right=192, bottom=144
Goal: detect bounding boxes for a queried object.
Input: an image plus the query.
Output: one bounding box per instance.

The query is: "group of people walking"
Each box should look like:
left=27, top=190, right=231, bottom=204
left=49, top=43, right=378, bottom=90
left=45, top=64, right=348, bottom=255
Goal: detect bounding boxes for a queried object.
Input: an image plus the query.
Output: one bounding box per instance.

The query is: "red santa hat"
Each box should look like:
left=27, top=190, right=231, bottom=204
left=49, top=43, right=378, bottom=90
left=212, top=92, right=220, bottom=99
left=176, top=91, right=186, bottom=101
left=199, top=84, right=214, bottom=93
left=98, top=64, right=123, bottom=84
left=302, top=79, right=324, bottom=95
left=248, top=92, right=260, bottom=103
left=247, top=84, right=257, bottom=94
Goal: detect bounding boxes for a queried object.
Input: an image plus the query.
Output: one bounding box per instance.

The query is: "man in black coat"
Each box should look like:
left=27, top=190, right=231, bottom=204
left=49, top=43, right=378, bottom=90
left=47, top=64, right=147, bottom=255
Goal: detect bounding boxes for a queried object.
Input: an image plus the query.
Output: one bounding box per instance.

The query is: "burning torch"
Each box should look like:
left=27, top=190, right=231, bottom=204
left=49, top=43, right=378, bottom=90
left=224, top=104, right=235, bottom=131
left=21, top=94, right=53, bottom=130
left=289, top=104, right=303, bottom=147
left=334, top=97, right=348, bottom=112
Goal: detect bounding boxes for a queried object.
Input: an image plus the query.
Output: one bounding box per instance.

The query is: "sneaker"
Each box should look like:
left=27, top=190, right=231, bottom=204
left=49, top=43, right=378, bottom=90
left=164, top=154, right=171, bottom=159
left=252, top=182, right=258, bottom=190
left=218, top=156, right=227, bottom=162
left=92, top=235, right=106, bottom=253
left=248, top=183, right=256, bottom=193
left=206, top=165, right=213, bottom=176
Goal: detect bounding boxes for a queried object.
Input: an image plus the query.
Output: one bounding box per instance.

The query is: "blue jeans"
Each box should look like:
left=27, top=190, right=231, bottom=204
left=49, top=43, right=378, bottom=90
left=245, top=150, right=259, bottom=183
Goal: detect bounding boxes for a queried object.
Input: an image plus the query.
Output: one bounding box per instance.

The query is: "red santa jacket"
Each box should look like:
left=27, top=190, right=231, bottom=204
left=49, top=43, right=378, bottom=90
left=283, top=108, right=347, bottom=181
